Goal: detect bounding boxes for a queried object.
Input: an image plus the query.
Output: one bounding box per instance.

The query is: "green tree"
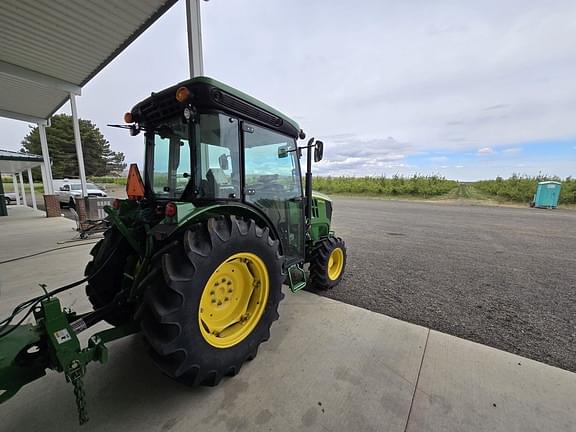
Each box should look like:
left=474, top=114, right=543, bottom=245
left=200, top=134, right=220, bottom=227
left=21, top=114, right=126, bottom=178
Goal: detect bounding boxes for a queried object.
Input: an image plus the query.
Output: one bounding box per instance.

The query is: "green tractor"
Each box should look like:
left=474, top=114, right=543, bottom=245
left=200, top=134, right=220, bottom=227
left=0, top=77, right=346, bottom=423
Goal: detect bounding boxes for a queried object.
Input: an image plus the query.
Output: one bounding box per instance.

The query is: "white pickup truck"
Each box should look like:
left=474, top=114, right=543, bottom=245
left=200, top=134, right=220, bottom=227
left=54, top=181, right=107, bottom=208
left=4, top=192, right=19, bottom=205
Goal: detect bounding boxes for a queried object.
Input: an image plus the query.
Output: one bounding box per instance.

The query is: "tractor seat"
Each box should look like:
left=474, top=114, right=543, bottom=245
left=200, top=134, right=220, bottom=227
left=206, top=168, right=234, bottom=198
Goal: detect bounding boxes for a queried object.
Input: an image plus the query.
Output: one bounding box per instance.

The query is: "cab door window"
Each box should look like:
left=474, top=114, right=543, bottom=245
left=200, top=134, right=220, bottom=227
left=243, top=123, right=303, bottom=261
left=195, top=113, right=240, bottom=199
left=149, top=120, right=191, bottom=199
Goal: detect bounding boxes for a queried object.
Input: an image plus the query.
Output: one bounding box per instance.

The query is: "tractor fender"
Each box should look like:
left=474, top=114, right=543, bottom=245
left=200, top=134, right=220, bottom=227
left=164, top=202, right=285, bottom=256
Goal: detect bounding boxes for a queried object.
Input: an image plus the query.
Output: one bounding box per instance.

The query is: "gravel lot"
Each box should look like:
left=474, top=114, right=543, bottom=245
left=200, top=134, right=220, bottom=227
left=319, top=197, right=576, bottom=372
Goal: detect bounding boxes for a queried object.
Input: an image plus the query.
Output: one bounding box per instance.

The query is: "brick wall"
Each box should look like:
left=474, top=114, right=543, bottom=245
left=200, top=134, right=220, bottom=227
left=43, top=194, right=60, bottom=217
left=75, top=198, right=90, bottom=231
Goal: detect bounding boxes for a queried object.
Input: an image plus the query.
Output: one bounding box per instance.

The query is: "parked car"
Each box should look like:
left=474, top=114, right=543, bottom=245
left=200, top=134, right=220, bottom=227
left=4, top=192, right=20, bottom=205
left=54, top=180, right=107, bottom=208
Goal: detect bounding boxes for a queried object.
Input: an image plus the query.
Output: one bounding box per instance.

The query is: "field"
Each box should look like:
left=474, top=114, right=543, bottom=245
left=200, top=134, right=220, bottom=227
left=474, top=175, right=576, bottom=205
left=4, top=174, right=575, bottom=208
left=322, top=197, right=576, bottom=372
left=313, top=175, right=457, bottom=197
left=313, top=175, right=576, bottom=207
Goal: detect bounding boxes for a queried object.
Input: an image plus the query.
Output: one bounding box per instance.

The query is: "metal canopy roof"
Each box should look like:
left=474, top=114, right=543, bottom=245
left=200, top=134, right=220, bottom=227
left=0, top=149, right=43, bottom=173
left=0, top=0, right=178, bottom=124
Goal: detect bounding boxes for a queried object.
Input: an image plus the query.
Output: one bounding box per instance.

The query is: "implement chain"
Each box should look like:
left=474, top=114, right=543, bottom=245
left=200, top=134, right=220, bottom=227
left=68, top=363, right=89, bottom=425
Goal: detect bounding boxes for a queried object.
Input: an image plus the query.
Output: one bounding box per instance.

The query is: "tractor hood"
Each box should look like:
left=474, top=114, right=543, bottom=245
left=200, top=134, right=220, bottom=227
left=312, top=191, right=333, bottom=202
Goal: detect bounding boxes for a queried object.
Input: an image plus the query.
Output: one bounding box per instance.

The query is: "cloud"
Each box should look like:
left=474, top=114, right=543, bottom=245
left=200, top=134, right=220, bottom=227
left=314, top=135, right=415, bottom=175
left=484, top=104, right=510, bottom=111
left=477, top=147, right=494, bottom=155
left=502, top=147, right=522, bottom=154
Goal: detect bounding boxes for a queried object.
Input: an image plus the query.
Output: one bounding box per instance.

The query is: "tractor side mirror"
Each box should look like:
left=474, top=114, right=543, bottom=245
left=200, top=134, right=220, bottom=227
left=278, top=145, right=289, bottom=158
left=218, top=154, right=229, bottom=170
left=314, top=140, right=324, bottom=162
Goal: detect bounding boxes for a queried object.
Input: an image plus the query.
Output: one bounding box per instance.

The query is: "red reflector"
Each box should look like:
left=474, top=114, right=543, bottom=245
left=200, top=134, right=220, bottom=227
left=165, top=202, right=177, bottom=218
left=112, top=199, right=121, bottom=210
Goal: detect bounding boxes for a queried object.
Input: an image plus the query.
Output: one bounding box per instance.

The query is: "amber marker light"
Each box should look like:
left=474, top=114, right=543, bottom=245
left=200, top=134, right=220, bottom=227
left=124, top=112, right=133, bottom=123
left=175, top=86, right=190, bottom=102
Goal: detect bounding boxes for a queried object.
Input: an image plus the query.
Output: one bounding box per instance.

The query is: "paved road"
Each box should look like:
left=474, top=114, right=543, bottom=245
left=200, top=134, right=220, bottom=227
left=321, top=197, right=576, bottom=372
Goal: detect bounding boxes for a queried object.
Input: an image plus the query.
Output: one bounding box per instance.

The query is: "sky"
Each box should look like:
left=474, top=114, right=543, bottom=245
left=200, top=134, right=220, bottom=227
left=1, top=0, right=575, bottom=181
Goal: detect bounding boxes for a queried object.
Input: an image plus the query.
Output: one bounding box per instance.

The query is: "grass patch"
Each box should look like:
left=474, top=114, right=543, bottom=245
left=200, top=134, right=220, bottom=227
left=90, top=176, right=127, bottom=185
left=2, top=182, right=44, bottom=193
left=313, top=175, right=457, bottom=198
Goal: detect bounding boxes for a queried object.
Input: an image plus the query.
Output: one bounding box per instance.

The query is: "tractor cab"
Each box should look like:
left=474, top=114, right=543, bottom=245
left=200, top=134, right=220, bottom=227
left=127, top=77, right=306, bottom=264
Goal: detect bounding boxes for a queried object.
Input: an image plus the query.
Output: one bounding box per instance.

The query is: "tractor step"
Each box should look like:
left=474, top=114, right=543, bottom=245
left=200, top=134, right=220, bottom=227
left=286, top=263, right=307, bottom=292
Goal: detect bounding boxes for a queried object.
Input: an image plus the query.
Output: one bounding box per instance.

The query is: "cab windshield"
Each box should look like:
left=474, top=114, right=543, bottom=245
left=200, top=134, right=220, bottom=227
left=195, top=113, right=240, bottom=200
left=146, top=118, right=191, bottom=199
left=145, top=113, right=240, bottom=200
left=145, top=112, right=300, bottom=207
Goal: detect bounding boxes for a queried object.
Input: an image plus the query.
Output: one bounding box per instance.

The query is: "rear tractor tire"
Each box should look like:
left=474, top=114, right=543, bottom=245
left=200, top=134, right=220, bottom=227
left=84, top=228, right=137, bottom=326
left=308, top=236, right=347, bottom=290
left=138, top=215, right=284, bottom=387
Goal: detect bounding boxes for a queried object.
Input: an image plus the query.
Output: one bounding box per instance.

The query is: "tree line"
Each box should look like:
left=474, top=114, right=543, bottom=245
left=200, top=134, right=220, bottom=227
left=21, top=114, right=126, bottom=178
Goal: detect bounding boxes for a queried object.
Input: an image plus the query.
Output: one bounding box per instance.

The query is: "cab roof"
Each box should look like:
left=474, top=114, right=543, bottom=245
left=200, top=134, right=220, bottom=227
left=130, top=76, right=301, bottom=138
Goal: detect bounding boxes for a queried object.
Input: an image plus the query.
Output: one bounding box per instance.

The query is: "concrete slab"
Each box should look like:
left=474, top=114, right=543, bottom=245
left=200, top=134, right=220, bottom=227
left=0, top=205, right=77, bottom=262
left=0, top=221, right=428, bottom=432
left=0, top=291, right=428, bottom=432
left=0, top=206, right=93, bottom=311
left=406, top=330, right=576, bottom=432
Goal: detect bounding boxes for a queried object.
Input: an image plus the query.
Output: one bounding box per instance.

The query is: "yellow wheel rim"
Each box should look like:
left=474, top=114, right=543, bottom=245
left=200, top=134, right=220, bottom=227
left=327, top=247, right=344, bottom=281
left=199, top=252, right=269, bottom=348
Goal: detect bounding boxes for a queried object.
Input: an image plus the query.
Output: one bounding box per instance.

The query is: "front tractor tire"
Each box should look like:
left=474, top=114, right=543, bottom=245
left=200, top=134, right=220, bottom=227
left=309, top=237, right=347, bottom=290
left=139, top=215, right=284, bottom=387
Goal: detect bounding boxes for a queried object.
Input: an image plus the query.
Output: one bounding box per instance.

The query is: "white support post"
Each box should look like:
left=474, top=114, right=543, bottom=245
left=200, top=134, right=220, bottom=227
left=27, top=168, right=37, bottom=210
left=12, top=175, right=20, bottom=205
left=38, top=123, right=54, bottom=194
left=186, top=0, right=204, bottom=77
left=18, top=172, right=27, bottom=207
left=40, top=163, right=47, bottom=194
left=69, top=93, right=88, bottom=197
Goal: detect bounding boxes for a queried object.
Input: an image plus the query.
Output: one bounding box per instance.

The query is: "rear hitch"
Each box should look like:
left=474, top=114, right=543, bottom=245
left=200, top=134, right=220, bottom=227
left=0, top=296, right=138, bottom=424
